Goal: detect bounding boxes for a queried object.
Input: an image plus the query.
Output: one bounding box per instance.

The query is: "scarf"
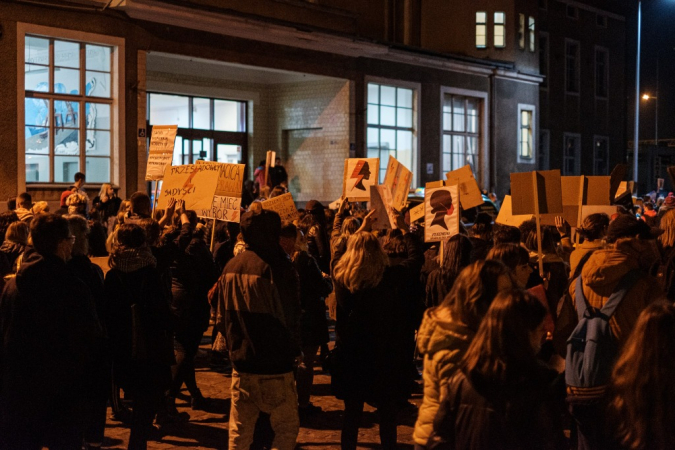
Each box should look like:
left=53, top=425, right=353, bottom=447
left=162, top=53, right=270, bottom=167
left=111, top=246, right=156, bottom=273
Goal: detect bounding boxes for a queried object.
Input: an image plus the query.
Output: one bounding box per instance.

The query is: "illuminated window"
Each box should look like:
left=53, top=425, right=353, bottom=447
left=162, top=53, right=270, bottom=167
left=494, top=12, right=505, bottom=48
left=529, top=17, right=536, bottom=52
left=476, top=12, right=487, bottom=48
left=518, top=104, right=536, bottom=164
left=518, top=14, right=525, bottom=49
left=442, top=94, right=480, bottom=173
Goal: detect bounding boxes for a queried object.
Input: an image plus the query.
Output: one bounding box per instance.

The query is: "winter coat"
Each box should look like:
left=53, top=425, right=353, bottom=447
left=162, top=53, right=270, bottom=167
left=307, top=223, right=331, bottom=274
left=569, top=240, right=605, bottom=277
left=215, top=247, right=301, bottom=375
left=68, top=254, right=105, bottom=321
left=0, top=241, right=23, bottom=274
left=334, top=233, right=424, bottom=403
left=92, top=195, right=121, bottom=222
left=428, top=366, right=566, bottom=450
left=293, top=250, right=332, bottom=347
left=413, top=307, right=474, bottom=446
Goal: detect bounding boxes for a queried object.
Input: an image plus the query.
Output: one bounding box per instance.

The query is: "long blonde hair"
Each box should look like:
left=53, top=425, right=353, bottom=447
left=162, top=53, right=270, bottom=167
left=98, top=183, right=113, bottom=199
left=333, top=231, right=388, bottom=293
left=659, top=209, right=675, bottom=248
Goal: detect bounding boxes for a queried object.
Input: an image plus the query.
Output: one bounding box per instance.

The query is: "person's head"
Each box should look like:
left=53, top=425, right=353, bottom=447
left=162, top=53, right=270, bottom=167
left=275, top=157, right=281, bottom=166
left=462, top=289, right=548, bottom=386
left=607, top=213, right=658, bottom=244
left=65, top=215, right=89, bottom=257
left=341, top=216, right=361, bottom=237
left=240, top=209, right=282, bottom=252
left=66, top=192, right=88, bottom=216
left=608, top=301, right=675, bottom=450
left=5, top=221, right=29, bottom=246
left=98, top=183, right=114, bottom=199
left=129, top=191, right=152, bottom=218
left=305, top=200, right=327, bottom=226
left=74, top=172, right=86, bottom=188
left=116, top=223, right=146, bottom=250
left=17, top=192, right=32, bottom=209
left=270, top=186, right=286, bottom=198
left=30, top=214, right=73, bottom=260
left=441, top=259, right=513, bottom=331
left=519, top=219, right=557, bottom=254
left=660, top=209, right=675, bottom=248
left=258, top=160, right=266, bottom=168
left=645, top=202, right=655, bottom=211
left=492, top=224, right=521, bottom=245
left=333, top=231, right=388, bottom=293
left=486, top=244, right=532, bottom=288
left=279, top=222, right=298, bottom=256
left=6, top=197, right=16, bottom=211
left=137, top=218, right=161, bottom=247
left=577, top=213, right=610, bottom=242
left=470, top=213, right=493, bottom=240
left=439, top=234, right=474, bottom=284
left=0, top=211, right=19, bottom=242
left=31, top=201, right=49, bottom=215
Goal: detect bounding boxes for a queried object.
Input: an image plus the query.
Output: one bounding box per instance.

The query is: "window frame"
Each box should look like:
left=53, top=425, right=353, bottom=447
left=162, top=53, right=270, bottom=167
left=539, top=0, right=548, bottom=10
left=593, top=135, right=610, bottom=175
left=517, top=104, right=536, bottom=164
left=476, top=11, right=487, bottom=49
left=596, top=14, right=607, bottom=28
left=566, top=5, right=579, bottom=19
left=518, top=14, right=525, bottom=50
left=528, top=16, right=536, bottom=52
left=364, top=77, right=420, bottom=187
left=595, top=46, right=609, bottom=99
left=539, top=129, right=550, bottom=170
left=565, top=39, right=581, bottom=95
left=494, top=12, right=506, bottom=48
left=17, top=23, right=125, bottom=193
left=562, top=132, right=582, bottom=175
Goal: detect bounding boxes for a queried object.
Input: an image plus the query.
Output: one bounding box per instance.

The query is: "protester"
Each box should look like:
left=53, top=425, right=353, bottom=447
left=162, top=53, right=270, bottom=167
left=270, top=156, right=289, bottom=188
left=94, top=183, right=122, bottom=225
left=427, top=289, right=565, bottom=450
left=74, top=171, right=89, bottom=212
left=569, top=213, right=609, bottom=277
left=67, top=192, right=89, bottom=217
left=413, top=260, right=512, bottom=448
left=0, top=220, right=29, bottom=271
left=253, top=160, right=267, bottom=189
left=425, top=234, right=473, bottom=308
left=492, top=223, right=521, bottom=245
left=467, top=212, right=493, bottom=261
left=658, top=209, right=675, bottom=301
left=0, top=214, right=102, bottom=449
left=14, top=192, right=34, bottom=222
left=303, top=199, right=331, bottom=274
left=486, top=243, right=532, bottom=289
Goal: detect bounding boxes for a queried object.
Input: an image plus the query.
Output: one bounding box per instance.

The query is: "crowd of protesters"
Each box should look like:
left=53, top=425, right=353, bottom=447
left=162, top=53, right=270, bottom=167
left=2, top=165, right=675, bottom=450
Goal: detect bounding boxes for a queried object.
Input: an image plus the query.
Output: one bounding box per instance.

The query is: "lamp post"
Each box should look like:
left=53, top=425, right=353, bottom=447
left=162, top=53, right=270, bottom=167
left=642, top=93, right=658, bottom=145
left=633, top=1, right=642, bottom=186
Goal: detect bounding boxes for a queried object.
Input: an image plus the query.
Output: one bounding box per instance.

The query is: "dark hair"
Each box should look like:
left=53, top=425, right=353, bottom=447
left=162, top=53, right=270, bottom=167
left=17, top=192, right=32, bottom=208
left=280, top=222, right=297, bottom=239
left=469, top=212, right=493, bottom=239
left=259, top=160, right=266, bottom=167
left=116, top=224, right=146, bottom=249
left=493, top=224, right=521, bottom=245
left=486, top=243, right=529, bottom=271
left=383, top=233, right=407, bottom=258
left=438, top=234, right=474, bottom=292
left=577, top=213, right=610, bottom=241
left=6, top=197, right=16, bottom=211
left=129, top=192, right=152, bottom=218
left=74, top=172, right=86, bottom=182
left=0, top=211, right=19, bottom=241
left=30, top=214, right=70, bottom=255
left=137, top=218, right=161, bottom=247
left=519, top=219, right=556, bottom=254
left=462, top=289, right=547, bottom=387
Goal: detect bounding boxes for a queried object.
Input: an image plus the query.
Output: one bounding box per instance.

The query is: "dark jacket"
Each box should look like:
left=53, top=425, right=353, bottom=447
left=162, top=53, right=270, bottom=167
left=293, top=250, right=332, bottom=347
left=428, top=366, right=566, bottom=450
left=334, top=233, right=424, bottom=403
left=0, top=240, right=25, bottom=272
left=216, top=247, right=301, bottom=374
left=0, top=248, right=102, bottom=432
left=269, top=165, right=288, bottom=188
left=307, top=223, right=331, bottom=274
left=68, top=254, right=105, bottom=320
left=93, top=195, right=122, bottom=222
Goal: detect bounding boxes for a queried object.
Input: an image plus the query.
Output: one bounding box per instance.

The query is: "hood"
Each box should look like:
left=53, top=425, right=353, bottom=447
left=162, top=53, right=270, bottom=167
left=14, top=207, right=33, bottom=221
left=417, top=306, right=473, bottom=355
left=581, top=242, right=644, bottom=289
left=14, top=247, right=64, bottom=291
left=0, top=241, right=25, bottom=254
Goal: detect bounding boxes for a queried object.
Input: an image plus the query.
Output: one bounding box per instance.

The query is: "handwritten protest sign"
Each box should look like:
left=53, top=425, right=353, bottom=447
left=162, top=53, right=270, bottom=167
left=157, top=164, right=220, bottom=211
left=445, top=165, right=484, bottom=210
left=424, top=185, right=460, bottom=242
left=495, top=195, right=533, bottom=227
left=409, top=203, right=425, bottom=223
left=383, top=156, right=412, bottom=211
left=261, top=193, right=299, bottom=222
left=145, top=125, right=177, bottom=181
left=195, top=161, right=246, bottom=223
left=369, top=185, right=396, bottom=230
left=343, top=158, right=379, bottom=201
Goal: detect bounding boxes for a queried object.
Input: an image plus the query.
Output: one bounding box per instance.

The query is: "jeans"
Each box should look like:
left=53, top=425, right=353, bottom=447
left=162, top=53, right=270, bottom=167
left=228, top=370, right=299, bottom=450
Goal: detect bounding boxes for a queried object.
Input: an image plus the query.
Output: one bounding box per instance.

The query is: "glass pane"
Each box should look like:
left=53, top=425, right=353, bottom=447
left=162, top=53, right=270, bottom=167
left=172, top=136, right=183, bottom=166
left=182, top=139, right=191, bottom=165
left=380, top=129, right=396, bottom=153
left=86, top=157, right=110, bottom=183
left=55, top=100, right=79, bottom=128
left=380, top=105, right=396, bottom=126
left=367, top=127, right=379, bottom=149
left=86, top=71, right=110, bottom=98
left=86, top=130, right=110, bottom=156
left=467, top=137, right=478, bottom=155
left=467, top=99, right=479, bottom=133
left=397, top=88, right=412, bottom=109
left=25, top=154, right=49, bottom=182
left=25, top=127, right=49, bottom=154
left=216, top=144, right=242, bottom=164
left=214, top=99, right=244, bottom=132
left=397, top=108, right=412, bottom=128
left=453, top=98, right=465, bottom=132
left=443, top=152, right=450, bottom=173
left=380, top=85, right=396, bottom=106
left=54, top=156, right=80, bottom=182
left=495, top=12, right=505, bottom=24
left=367, top=147, right=379, bottom=160
left=476, top=12, right=486, bottom=23
left=54, top=128, right=79, bottom=155
left=367, top=103, right=379, bottom=125
left=25, top=98, right=49, bottom=127
left=86, top=103, right=110, bottom=130
left=453, top=135, right=464, bottom=160
left=54, top=68, right=80, bottom=95
left=193, top=98, right=211, bottom=130
left=443, top=113, right=452, bottom=131
left=86, top=45, right=111, bottom=72
left=149, top=94, right=189, bottom=128
left=25, top=64, right=49, bottom=92
left=54, top=40, right=79, bottom=68
left=197, top=138, right=212, bottom=161
left=442, top=97, right=452, bottom=114
left=397, top=130, right=413, bottom=170
left=25, top=36, right=50, bottom=66
left=192, top=139, right=203, bottom=162
left=476, top=31, right=486, bottom=48
left=367, top=84, right=379, bottom=104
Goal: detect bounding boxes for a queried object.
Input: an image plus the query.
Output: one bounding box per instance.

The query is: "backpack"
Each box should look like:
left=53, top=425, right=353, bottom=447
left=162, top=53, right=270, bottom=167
left=565, top=270, right=640, bottom=393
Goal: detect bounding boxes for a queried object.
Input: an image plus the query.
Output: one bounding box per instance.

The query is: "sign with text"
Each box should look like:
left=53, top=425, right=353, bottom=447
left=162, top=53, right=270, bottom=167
left=445, top=165, right=484, bottom=210
left=157, top=163, right=220, bottom=211
left=424, top=185, right=460, bottom=242
left=196, top=161, right=246, bottom=223
left=383, top=156, right=413, bottom=211
left=343, top=158, right=379, bottom=201
left=261, top=193, right=299, bottom=223
left=409, top=202, right=425, bottom=223
left=145, top=125, right=177, bottom=181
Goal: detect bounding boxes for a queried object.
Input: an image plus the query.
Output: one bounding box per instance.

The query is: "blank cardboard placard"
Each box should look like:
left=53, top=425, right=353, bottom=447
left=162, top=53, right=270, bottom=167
left=157, top=164, right=220, bottom=211
left=495, top=195, right=533, bottom=227
left=383, top=156, right=413, bottom=211
left=425, top=180, right=445, bottom=189
left=343, top=158, right=379, bottom=201
left=195, top=161, right=246, bottom=223
left=369, top=185, right=396, bottom=230
left=445, top=165, right=484, bottom=210
left=261, top=193, right=299, bottom=222
left=560, top=176, right=611, bottom=226
left=586, top=177, right=611, bottom=205
left=424, top=185, right=460, bottom=242
left=609, top=164, right=628, bottom=202
left=409, top=203, right=425, bottom=223
left=511, top=170, right=563, bottom=216
left=145, top=125, right=178, bottom=181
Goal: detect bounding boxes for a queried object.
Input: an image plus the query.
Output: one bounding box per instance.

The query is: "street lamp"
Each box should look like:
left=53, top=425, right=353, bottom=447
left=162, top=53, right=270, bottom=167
left=642, top=93, right=658, bottom=145
left=633, top=1, right=642, bottom=187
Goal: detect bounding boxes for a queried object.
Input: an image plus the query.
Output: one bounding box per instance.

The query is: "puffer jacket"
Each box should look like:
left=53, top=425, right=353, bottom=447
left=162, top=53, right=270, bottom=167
left=568, top=238, right=665, bottom=345
left=413, top=306, right=473, bottom=446
left=568, top=239, right=605, bottom=277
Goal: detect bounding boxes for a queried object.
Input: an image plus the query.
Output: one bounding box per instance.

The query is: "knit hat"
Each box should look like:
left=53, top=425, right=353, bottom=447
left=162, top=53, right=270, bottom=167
left=606, top=214, right=662, bottom=243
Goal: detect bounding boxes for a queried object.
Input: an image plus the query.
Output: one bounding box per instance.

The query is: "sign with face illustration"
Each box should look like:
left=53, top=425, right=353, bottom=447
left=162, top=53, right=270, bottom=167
left=424, top=185, right=460, bottom=242
left=343, top=158, right=379, bottom=201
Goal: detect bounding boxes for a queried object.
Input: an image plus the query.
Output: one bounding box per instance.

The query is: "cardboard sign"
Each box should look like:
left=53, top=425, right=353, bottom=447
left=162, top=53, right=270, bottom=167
left=609, top=164, right=628, bottom=202
left=145, top=125, right=178, bottom=181
left=445, top=165, right=484, bottom=210
left=261, top=193, right=299, bottom=222
left=195, top=161, right=246, bottom=223
left=343, top=158, right=379, bottom=201
left=424, top=185, right=460, bottom=242
left=369, top=185, right=396, bottom=230
left=383, top=156, right=413, bottom=211
left=495, top=195, right=533, bottom=227
left=409, top=203, right=425, bottom=223
left=614, top=181, right=634, bottom=200
left=329, top=198, right=342, bottom=210
left=561, top=176, right=611, bottom=226
left=157, top=163, right=220, bottom=211
left=511, top=170, right=563, bottom=227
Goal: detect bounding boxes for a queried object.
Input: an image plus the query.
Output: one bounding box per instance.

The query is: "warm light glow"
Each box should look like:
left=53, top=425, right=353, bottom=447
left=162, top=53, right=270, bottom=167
left=642, top=94, right=650, bottom=100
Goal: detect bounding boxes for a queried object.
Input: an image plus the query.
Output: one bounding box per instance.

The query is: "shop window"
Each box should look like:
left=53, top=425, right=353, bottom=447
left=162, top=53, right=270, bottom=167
left=476, top=12, right=487, bottom=48
left=24, top=35, right=114, bottom=184
left=366, top=82, right=416, bottom=182
left=494, top=12, right=506, bottom=48
left=518, top=105, right=535, bottom=163
left=442, top=94, right=480, bottom=173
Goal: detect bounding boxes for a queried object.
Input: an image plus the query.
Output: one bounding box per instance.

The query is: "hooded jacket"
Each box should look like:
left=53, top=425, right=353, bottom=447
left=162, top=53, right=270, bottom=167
left=413, top=307, right=474, bottom=446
